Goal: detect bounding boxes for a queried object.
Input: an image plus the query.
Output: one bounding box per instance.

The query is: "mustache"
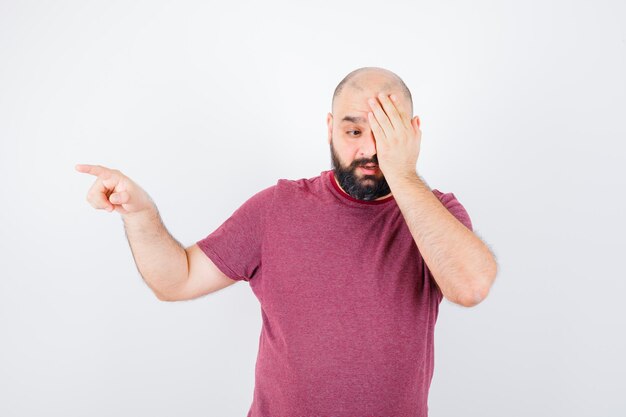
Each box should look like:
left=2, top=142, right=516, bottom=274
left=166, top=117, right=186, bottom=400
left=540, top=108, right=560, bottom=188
left=352, top=158, right=378, bottom=168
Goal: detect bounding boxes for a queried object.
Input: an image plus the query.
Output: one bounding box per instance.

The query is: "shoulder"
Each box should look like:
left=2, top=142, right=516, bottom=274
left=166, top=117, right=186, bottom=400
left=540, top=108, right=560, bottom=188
left=276, top=171, right=325, bottom=194
left=431, top=188, right=473, bottom=231
left=234, top=181, right=278, bottom=213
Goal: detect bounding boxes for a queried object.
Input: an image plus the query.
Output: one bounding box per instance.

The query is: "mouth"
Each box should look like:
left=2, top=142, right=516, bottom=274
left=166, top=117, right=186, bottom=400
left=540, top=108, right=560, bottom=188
left=359, top=164, right=379, bottom=174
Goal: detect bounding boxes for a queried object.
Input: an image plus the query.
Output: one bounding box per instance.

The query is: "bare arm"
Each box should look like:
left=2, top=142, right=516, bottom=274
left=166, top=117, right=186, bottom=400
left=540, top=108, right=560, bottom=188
left=122, top=208, right=237, bottom=301
left=387, top=172, right=497, bottom=307
left=77, top=163, right=235, bottom=301
left=121, top=206, right=189, bottom=300
left=162, top=244, right=237, bottom=302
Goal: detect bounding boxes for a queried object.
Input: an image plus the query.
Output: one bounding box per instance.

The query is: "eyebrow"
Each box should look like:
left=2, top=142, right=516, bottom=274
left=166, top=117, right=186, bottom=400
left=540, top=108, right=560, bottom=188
left=340, top=115, right=368, bottom=124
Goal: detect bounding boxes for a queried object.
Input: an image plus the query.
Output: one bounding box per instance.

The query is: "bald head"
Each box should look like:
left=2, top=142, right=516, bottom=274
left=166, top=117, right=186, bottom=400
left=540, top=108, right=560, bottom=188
left=332, top=67, right=413, bottom=115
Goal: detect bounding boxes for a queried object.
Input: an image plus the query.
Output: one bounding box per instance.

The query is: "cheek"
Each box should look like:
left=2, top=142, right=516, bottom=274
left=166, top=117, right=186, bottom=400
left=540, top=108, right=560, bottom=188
left=337, top=141, right=358, bottom=157
left=332, top=141, right=355, bottom=164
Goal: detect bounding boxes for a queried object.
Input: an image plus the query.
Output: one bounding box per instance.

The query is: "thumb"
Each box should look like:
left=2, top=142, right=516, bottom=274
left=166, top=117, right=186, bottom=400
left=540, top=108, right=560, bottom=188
left=109, top=191, right=129, bottom=205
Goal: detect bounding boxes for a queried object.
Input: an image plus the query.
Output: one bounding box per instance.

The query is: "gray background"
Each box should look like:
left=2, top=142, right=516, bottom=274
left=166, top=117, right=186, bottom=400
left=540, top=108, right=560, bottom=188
left=1, top=0, right=625, bottom=415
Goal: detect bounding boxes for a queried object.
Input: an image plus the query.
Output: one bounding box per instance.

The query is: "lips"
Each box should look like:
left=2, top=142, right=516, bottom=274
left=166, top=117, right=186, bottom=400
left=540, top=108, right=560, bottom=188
left=361, top=164, right=377, bottom=169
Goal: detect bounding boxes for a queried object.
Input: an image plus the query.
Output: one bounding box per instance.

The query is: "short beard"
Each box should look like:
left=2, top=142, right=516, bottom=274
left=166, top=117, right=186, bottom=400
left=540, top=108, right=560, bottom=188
left=329, top=139, right=391, bottom=201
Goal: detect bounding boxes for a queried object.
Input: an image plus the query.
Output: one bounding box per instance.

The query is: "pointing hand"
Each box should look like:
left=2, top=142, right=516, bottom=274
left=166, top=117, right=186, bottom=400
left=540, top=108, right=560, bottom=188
left=75, top=164, right=155, bottom=216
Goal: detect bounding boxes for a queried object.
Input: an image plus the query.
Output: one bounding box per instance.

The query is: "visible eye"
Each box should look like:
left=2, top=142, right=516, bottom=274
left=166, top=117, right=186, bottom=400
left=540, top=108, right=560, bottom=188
left=346, top=130, right=361, bottom=137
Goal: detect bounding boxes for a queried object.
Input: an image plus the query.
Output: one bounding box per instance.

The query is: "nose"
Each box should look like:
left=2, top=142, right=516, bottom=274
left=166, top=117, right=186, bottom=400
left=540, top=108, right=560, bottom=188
left=358, top=130, right=378, bottom=160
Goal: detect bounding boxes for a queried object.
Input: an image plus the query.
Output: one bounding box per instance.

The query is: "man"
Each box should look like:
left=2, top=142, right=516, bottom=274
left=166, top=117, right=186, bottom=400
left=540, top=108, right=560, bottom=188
left=76, top=66, right=498, bottom=416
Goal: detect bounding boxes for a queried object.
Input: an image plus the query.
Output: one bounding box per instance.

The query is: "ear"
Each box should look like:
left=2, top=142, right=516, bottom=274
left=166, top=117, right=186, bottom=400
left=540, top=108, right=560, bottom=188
left=412, top=115, right=421, bottom=129
left=326, top=112, right=333, bottom=145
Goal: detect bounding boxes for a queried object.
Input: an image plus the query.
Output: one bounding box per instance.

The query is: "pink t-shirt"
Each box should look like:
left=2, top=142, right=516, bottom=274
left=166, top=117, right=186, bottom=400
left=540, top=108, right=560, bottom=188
left=196, top=169, right=473, bottom=417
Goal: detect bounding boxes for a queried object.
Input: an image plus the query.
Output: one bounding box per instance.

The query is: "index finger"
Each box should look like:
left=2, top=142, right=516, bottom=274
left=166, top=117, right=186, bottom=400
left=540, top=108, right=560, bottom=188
left=379, top=93, right=410, bottom=131
left=75, top=164, right=111, bottom=178
left=390, top=94, right=413, bottom=130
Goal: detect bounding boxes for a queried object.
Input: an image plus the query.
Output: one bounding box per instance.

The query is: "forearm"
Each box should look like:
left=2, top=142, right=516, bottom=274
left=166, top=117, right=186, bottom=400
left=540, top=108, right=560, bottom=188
left=121, top=206, right=188, bottom=299
left=387, top=171, right=497, bottom=307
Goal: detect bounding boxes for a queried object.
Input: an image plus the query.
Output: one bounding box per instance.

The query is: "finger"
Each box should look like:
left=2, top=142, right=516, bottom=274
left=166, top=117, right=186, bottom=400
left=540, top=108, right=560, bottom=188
left=390, top=94, right=413, bottom=130
left=75, top=164, right=112, bottom=179
left=367, top=111, right=386, bottom=143
left=86, top=177, right=114, bottom=211
left=368, top=97, right=393, bottom=137
left=109, top=191, right=129, bottom=205
left=377, top=92, right=406, bottom=132
left=79, top=165, right=122, bottom=192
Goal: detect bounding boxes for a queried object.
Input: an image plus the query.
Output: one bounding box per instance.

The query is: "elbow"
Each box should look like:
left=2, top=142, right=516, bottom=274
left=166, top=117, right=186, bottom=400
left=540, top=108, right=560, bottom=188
left=458, top=261, right=498, bottom=307
left=153, top=286, right=177, bottom=302
left=155, top=291, right=172, bottom=302
left=457, top=285, right=490, bottom=307
left=457, top=273, right=495, bottom=307
left=156, top=293, right=174, bottom=302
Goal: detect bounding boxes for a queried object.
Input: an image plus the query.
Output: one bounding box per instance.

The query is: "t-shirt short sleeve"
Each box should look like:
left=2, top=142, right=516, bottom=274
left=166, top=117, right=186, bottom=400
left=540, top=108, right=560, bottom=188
left=437, top=191, right=473, bottom=231
left=195, top=184, right=275, bottom=282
